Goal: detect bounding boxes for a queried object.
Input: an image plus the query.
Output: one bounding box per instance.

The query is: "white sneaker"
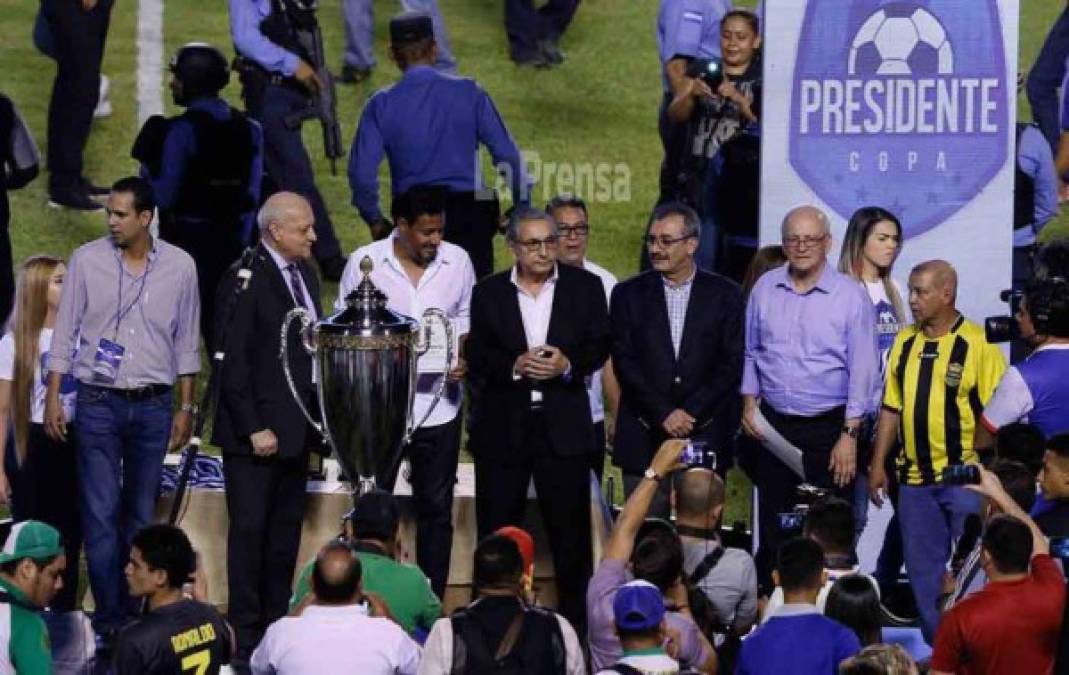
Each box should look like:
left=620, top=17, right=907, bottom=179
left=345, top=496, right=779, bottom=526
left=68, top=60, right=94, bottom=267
left=93, top=74, right=112, bottom=119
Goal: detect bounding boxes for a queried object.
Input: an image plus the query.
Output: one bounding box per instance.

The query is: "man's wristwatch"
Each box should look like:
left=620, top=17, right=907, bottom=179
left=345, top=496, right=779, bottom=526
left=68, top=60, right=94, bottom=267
left=180, top=402, right=198, bottom=415
left=841, top=424, right=860, bottom=439
left=643, top=467, right=662, bottom=482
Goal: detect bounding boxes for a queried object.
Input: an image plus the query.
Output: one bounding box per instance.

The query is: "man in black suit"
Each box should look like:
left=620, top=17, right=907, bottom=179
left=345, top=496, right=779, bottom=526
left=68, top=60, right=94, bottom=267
left=467, top=207, right=610, bottom=631
left=212, top=191, right=323, bottom=666
left=611, top=202, right=744, bottom=518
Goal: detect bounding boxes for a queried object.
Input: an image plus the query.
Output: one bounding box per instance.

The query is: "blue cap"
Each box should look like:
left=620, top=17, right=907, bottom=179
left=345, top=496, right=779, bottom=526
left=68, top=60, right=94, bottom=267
left=613, top=580, right=665, bottom=631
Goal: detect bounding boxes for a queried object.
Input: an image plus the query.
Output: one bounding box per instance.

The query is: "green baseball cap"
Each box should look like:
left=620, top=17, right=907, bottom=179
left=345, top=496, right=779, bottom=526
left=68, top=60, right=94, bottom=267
left=0, top=521, right=63, bottom=564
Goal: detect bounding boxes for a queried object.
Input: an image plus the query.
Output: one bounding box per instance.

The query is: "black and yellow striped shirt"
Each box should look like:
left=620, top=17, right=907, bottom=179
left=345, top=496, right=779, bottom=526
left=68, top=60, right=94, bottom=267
left=883, top=315, right=1006, bottom=486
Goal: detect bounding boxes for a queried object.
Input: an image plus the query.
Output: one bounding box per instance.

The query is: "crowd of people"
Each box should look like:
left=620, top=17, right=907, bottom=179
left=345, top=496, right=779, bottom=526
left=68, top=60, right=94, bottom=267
left=0, top=0, right=1069, bottom=673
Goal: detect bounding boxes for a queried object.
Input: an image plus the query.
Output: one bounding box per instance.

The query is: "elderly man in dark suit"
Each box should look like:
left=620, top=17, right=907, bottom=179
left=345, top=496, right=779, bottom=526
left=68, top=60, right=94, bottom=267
left=467, top=206, right=610, bottom=632
left=212, top=191, right=323, bottom=666
left=611, top=202, right=745, bottom=517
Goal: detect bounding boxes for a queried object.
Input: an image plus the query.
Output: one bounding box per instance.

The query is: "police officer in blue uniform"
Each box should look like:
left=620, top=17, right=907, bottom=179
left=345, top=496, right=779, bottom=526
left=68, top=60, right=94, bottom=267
left=132, top=43, right=264, bottom=344
left=229, top=0, right=348, bottom=281
left=349, top=12, right=528, bottom=280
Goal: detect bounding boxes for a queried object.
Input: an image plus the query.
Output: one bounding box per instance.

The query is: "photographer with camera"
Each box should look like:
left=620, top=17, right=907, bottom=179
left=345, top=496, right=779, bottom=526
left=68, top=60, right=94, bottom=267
left=666, top=10, right=761, bottom=274
left=977, top=277, right=1069, bottom=451
left=869, top=260, right=1006, bottom=641
left=586, top=439, right=717, bottom=673
left=929, top=466, right=1066, bottom=675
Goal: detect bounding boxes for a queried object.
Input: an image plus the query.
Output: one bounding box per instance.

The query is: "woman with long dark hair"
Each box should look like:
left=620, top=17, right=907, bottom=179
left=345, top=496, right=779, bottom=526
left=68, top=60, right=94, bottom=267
left=0, top=255, right=81, bottom=610
left=825, top=574, right=883, bottom=648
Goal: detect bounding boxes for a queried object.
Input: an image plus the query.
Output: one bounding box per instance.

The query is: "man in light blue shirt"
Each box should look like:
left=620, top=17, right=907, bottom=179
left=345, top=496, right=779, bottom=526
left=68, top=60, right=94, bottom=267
left=740, top=205, right=879, bottom=587
left=349, top=13, right=527, bottom=279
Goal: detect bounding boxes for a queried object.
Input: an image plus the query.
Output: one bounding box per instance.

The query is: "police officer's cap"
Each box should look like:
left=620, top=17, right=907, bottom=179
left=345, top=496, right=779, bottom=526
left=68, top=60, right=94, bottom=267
left=389, top=12, right=434, bottom=46
left=171, top=42, right=230, bottom=94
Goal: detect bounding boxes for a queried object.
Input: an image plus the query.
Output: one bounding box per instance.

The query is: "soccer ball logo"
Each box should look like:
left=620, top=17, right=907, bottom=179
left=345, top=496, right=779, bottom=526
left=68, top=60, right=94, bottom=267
left=848, top=3, right=954, bottom=76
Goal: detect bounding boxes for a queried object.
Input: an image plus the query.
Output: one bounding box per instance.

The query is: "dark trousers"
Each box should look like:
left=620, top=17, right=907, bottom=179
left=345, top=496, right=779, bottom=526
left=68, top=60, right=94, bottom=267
left=0, top=222, right=13, bottom=328
left=6, top=424, right=82, bottom=611
left=224, top=453, right=308, bottom=655
left=405, top=415, right=461, bottom=600
left=591, top=420, right=606, bottom=482
left=474, top=411, right=592, bottom=632
left=1027, top=6, right=1069, bottom=150
left=443, top=190, right=499, bottom=280
left=657, top=91, right=687, bottom=206
left=242, top=82, right=343, bottom=265
left=752, top=403, right=852, bottom=590
left=43, top=0, right=113, bottom=193
left=162, top=218, right=245, bottom=346
left=504, top=0, right=580, bottom=60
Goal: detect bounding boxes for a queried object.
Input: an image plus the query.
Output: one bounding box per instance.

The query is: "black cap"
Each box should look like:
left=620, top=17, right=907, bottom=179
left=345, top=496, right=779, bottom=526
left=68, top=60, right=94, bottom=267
left=389, top=12, right=434, bottom=45
left=344, top=490, right=400, bottom=540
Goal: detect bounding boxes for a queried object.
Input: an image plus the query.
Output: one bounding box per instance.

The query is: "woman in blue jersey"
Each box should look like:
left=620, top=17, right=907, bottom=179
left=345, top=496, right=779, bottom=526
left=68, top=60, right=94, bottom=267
left=839, top=206, right=907, bottom=598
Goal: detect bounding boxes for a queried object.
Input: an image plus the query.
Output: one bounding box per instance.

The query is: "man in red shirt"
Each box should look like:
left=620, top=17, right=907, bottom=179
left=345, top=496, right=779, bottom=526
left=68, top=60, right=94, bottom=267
left=930, top=466, right=1066, bottom=675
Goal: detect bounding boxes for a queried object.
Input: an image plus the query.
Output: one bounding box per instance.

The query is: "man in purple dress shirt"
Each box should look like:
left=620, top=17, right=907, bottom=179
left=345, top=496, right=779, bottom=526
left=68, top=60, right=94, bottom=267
left=741, top=205, right=879, bottom=588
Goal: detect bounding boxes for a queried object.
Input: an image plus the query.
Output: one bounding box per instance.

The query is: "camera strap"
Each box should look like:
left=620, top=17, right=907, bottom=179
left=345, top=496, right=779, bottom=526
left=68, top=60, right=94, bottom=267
left=687, top=546, right=726, bottom=586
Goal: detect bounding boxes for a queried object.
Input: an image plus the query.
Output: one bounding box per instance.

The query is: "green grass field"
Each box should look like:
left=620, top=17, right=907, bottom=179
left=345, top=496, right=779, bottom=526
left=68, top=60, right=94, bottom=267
left=0, top=0, right=1065, bottom=521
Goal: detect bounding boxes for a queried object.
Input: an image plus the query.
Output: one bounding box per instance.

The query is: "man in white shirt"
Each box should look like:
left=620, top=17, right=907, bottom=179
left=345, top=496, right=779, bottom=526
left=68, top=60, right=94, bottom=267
left=549, top=194, right=620, bottom=482
left=336, top=185, right=475, bottom=599
left=252, top=540, right=421, bottom=675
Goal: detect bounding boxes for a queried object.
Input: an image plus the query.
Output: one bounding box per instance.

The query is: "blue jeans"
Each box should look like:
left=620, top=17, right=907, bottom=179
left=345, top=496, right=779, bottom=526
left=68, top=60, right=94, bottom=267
left=75, top=384, right=173, bottom=634
left=342, top=0, right=456, bottom=71
left=898, top=484, right=980, bottom=642
left=1027, top=6, right=1069, bottom=149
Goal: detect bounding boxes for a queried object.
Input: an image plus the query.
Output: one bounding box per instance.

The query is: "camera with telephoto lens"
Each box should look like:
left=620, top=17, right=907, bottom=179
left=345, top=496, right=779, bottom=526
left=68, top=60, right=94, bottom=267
left=941, top=464, right=980, bottom=486
left=776, top=484, right=831, bottom=536
left=1051, top=537, right=1069, bottom=561
left=685, top=57, right=725, bottom=90
left=984, top=288, right=1022, bottom=344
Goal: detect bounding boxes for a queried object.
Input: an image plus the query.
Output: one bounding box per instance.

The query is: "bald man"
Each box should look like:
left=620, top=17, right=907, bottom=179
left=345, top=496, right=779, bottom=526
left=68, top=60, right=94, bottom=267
left=741, top=205, right=880, bottom=589
left=252, top=541, right=421, bottom=674
left=869, top=260, right=1005, bottom=640
left=212, top=191, right=325, bottom=664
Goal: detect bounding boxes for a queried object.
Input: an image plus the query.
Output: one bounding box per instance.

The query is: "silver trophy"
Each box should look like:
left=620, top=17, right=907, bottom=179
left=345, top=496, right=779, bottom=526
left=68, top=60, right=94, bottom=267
left=280, top=256, right=454, bottom=497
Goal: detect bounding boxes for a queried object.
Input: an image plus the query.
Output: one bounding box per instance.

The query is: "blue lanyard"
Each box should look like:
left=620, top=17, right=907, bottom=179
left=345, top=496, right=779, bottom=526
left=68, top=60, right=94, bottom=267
left=114, top=254, right=151, bottom=338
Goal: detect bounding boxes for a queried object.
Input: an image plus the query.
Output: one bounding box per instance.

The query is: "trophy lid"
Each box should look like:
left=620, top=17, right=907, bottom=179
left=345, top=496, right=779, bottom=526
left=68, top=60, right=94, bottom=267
left=318, top=257, right=419, bottom=336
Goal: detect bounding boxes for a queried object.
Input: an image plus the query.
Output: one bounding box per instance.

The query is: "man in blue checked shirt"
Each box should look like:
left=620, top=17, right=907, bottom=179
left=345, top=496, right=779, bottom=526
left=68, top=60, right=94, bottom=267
left=349, top=12, right=529, bottom=280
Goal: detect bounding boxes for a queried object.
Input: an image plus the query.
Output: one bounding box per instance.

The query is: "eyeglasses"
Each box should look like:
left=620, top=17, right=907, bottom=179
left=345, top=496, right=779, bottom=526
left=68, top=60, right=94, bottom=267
left=558, top=224, right=590, bottom=239
left=783, top=234, right=828, bottom=250
left=514, top=235, right=560, bottom=253
left=645, top=234, right=695, bottom=248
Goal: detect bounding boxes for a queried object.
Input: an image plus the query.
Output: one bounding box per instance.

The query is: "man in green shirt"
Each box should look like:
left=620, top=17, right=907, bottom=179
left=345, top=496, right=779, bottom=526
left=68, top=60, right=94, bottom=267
left=0, top=520, right=68, bottom=674
left=289, top=490, right=441, bottom=637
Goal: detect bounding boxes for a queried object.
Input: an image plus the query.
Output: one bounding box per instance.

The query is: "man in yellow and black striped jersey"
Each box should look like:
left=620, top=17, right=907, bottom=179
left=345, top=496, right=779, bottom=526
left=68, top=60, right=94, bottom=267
left=867, top=260, right=1006, bottom=642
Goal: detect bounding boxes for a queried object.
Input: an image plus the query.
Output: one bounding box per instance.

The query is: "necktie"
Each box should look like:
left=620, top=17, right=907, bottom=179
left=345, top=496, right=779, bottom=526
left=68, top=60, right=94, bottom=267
left=286, top=264, right=309, bottom=309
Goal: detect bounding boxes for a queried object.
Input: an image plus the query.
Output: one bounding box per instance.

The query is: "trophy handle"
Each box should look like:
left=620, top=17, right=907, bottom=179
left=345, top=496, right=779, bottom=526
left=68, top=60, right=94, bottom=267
left=404, top=308, right=454, bottom=442
left=280, top=308, right=323, bottom=437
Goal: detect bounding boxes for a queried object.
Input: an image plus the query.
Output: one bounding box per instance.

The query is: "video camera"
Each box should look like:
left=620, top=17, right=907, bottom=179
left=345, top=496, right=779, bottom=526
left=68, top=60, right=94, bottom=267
left=685, top=57, right=725, bottom=90
left=776, top=484, right=830, bottom=536
left=984, top=288, right=1022, bottom=344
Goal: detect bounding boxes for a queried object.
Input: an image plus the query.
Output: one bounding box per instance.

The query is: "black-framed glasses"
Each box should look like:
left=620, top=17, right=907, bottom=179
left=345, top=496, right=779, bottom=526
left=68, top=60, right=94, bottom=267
left=514, top=235, right=560, bottom=253
left=783, top=234, right=828, bottom=250
left=645, top=233, right=695, bottom=248
left=558, top=223, right=590, bottom=239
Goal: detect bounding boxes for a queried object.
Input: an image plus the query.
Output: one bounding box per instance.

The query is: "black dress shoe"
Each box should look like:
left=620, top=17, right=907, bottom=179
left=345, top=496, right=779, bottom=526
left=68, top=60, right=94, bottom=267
left=339, top=64, right=372, bottom=84
left=48, top=189, right=104, bottom=211
left=319, top=255, right=348, bottom=282
left=81, top=177, right=111, bottom=196
left=539, top=39, right=565, bottom=65
left=513, top=53, right=552, bottom=69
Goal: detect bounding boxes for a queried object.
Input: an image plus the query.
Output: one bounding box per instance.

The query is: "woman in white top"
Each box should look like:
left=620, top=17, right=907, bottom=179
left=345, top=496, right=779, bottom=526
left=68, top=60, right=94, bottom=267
left=0, top=255, right=81, bottom=610
left=839, top=207, right=908, bottom=595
